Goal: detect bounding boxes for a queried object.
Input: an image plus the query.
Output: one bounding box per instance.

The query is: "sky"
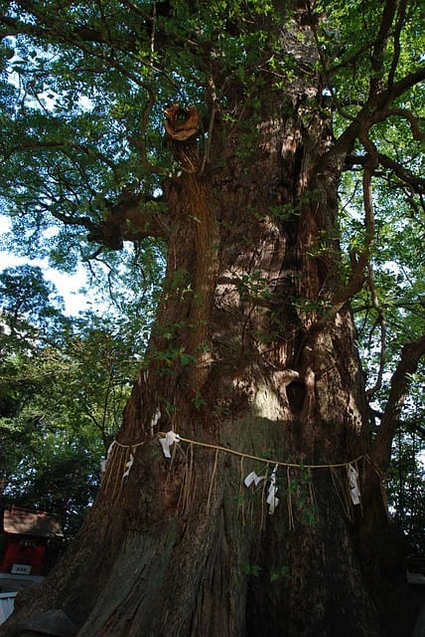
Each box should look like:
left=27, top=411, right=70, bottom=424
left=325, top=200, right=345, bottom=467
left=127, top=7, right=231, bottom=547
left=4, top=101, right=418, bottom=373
left=0, top=47, right=94, bottom=317
left=0, top=215, right=90, bottom=316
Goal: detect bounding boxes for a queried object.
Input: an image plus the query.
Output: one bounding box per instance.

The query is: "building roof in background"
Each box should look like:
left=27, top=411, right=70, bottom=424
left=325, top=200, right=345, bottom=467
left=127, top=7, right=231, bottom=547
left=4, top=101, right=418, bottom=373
left=3, top=507, right=63, bottom=538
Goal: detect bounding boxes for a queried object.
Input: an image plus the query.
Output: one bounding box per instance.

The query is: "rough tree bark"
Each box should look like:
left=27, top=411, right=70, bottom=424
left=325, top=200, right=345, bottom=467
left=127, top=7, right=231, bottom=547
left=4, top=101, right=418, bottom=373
left=1, top=14, right=419, bottom=637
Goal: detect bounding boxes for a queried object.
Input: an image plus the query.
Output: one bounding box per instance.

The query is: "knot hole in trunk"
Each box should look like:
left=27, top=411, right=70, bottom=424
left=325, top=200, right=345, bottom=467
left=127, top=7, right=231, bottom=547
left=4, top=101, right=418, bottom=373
left=286, top=379, right=305, bottom=414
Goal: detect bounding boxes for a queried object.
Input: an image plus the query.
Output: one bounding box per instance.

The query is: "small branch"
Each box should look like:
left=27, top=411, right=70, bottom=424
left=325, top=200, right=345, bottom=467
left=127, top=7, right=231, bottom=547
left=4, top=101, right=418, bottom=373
left=310, top=135, right=380, bottom=333
left=150, top=0, right=156, bottom=59
left=328, top=42, right=373, bottom=74
left=129, top=86, right=161, bottom=174
left=85, top=246, right=103, bottom=260
left=81, top=401, right=103, bottom=433
left=117, top=0, right=147, bottom=18
left=101, top=366, right=115, bottom=431
left=360, top=133, right=377, bottom=254
left=2, top=139, right=118, bottom=173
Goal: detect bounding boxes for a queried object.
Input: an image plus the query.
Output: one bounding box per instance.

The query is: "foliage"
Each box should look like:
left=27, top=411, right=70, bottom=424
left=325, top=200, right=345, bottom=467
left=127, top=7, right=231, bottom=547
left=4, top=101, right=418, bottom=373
left=388, top=426, right=425, bottom=554
left=0, top=264, right=67, bottom=354
left=0, top=261, right=160, bottom=535
left=340, top=147, right=425, bottom=552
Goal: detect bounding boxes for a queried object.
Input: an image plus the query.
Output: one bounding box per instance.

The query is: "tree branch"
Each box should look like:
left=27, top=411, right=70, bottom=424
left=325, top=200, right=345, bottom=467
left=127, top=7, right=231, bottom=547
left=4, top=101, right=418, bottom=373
left=327, top=64, right=425, bottom=163
left=1, top=1, right=135, bottom=51
left=388, top=0, right=407, bottom=88
left=87, top=194, right=170, bottom=249
left=366, top=264, right=387, bottom=399
left=379, top=153, right=425, bottom=193
left=387, top=108, right=425, bottom=141
left=2, top=139, right=119, bottom=173
left=345, top=151, right=425, bottom=194
left=403, top=419, right=425, bottom=442
left=0, top=15, right=50, bottom=41
left=49, top=209, right=97, bottom=232
left=369, top=0, right=398, bottom=96
left=128, top=86, right=161, bottom=174
left=329, top=134, right=377, bottom=310
left=386, top=64, right=425, bottom=102
left=373, top=334, right=425, bottom=473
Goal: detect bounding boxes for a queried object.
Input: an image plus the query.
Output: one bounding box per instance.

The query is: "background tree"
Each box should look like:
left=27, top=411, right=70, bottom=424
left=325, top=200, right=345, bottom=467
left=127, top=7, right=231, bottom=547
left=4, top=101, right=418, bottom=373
left=0, top=261, right=160, bottom=534
left=0, top=265, right=67, bottom=499
left=1, top=1, right=425, bottom=636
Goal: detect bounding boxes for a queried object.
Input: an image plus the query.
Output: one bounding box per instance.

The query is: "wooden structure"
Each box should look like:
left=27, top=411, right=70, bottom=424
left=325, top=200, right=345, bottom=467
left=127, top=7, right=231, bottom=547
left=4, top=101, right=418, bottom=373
left=0, top=507, right=62, bottom=593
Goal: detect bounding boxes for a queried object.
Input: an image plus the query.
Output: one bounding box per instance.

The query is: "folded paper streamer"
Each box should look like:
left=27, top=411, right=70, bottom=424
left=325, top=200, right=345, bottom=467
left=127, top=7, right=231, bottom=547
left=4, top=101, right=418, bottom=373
left=244, top=471, right=266, bottom=488
left=101, top=440, right=116, bottom=474
left=150, top=408, right=161, bottom=435
left=123, top=452, right=134, bottom=479
left=346, top=463, right=361, bottom=505
left=266, top=465, right=279, bottom=514
left=160, top=430, right=181, bottom=458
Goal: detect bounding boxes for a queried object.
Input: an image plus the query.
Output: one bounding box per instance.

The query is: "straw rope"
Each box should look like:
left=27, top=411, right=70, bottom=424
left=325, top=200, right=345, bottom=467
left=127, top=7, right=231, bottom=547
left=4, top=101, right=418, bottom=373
left=112, top=439, right=146, bottom=448
left=158, top=432, right=365, bottom=470
left=105, top=432, right=366, bottom=472
left=102, top=431, right=371, bottom=524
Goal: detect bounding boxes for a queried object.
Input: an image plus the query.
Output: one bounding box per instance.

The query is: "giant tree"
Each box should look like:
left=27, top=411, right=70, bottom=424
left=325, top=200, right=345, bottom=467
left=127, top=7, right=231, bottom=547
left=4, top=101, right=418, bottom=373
left=1, top=1, right=425, bottom=635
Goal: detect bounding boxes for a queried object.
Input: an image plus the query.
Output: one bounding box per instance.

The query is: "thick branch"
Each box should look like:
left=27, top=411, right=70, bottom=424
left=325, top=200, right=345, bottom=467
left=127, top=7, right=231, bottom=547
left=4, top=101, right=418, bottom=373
left=373, top=334, right=425, bottom=473
left=378, top=153, right=425, bottom=192
left=328, top=65, right=425, bottom=164
left=50, top=209, right=98, bottom=232
left=88, top=195, right=170, bottom=250
left=387, top=65, right=425, bottom=102
left=0, top=16, right=40, bottom=40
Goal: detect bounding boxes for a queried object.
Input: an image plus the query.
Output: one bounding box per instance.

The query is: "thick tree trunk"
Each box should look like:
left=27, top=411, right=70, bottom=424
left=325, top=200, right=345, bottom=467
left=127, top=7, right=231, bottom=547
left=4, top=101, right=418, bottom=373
left=1, top=95, right=408, bottom=637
